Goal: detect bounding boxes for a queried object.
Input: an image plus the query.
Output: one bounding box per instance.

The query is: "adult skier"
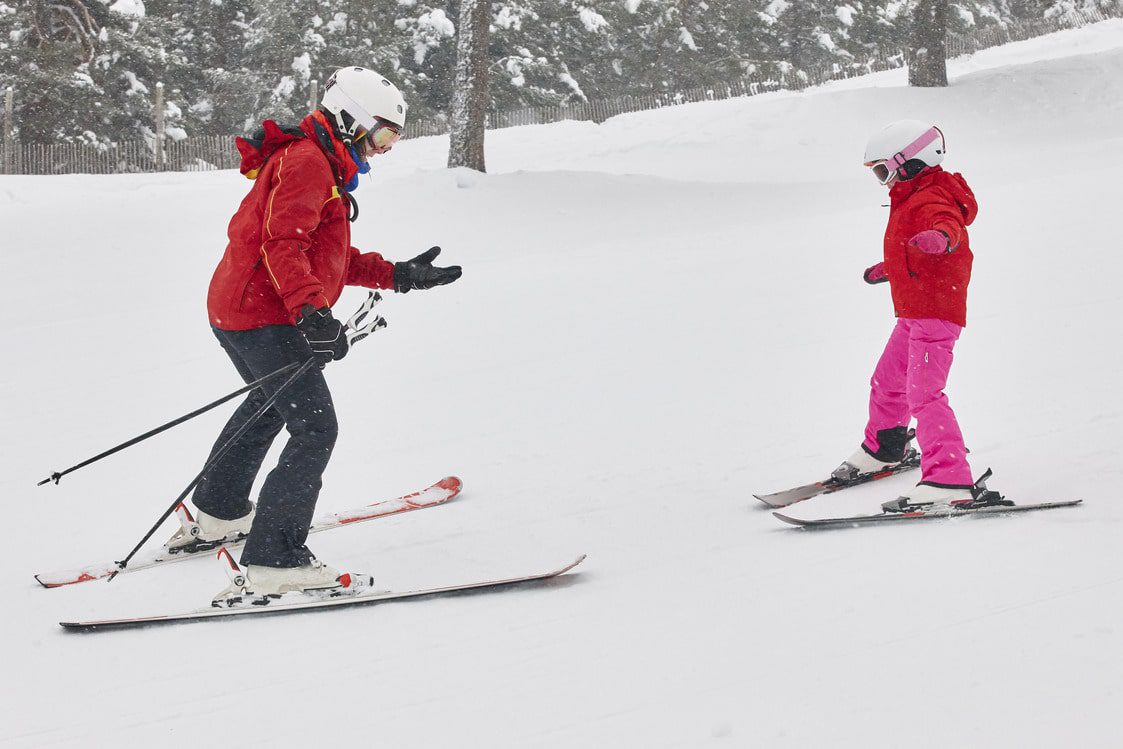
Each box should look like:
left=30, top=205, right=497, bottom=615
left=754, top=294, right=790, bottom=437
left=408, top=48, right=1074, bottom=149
left=833, top=119, right=995, bottom=510
left=166, top=67, right=462, bottom=602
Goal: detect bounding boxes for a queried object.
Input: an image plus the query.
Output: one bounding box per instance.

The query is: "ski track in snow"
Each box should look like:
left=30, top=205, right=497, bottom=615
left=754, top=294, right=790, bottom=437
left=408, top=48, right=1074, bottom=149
left=2, top=20, right=1122, bottom=748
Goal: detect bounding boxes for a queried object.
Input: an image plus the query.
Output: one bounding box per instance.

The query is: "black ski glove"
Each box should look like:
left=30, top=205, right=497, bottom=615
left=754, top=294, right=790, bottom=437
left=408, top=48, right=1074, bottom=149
left=296, top=305, right=349, bottom=367
left=394, top=247, right=462, bottom=293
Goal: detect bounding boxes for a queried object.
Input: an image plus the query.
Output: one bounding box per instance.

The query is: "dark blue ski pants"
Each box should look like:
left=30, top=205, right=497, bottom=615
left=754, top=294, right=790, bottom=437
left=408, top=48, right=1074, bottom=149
left=191, top=325, right=337, bottom=568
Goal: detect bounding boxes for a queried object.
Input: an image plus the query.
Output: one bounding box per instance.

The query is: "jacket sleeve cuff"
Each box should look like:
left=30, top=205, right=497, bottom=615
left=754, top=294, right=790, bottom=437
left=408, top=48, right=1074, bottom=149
left=932, top=223, right=963, bottom=252
left=345, top=248, right=396, bottom=290
left=287, top=291, right=330, bottom=323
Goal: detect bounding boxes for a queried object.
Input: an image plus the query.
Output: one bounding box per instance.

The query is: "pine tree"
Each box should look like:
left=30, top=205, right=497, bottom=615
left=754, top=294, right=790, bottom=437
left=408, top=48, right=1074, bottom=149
left=0, top=0, right=179, bottom=146
left=151, top=0, right=256, bottom=136
left=1, top=0, right=1101, bottom=145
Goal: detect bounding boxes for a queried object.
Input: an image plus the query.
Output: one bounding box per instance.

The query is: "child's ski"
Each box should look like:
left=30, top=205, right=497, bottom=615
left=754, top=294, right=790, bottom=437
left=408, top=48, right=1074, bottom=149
left=35, top=477, right=462, bottom=588
left=754, top=452, right=920, bottom=508
left=773, top=499, right=1082, bottom=528
left=60, top=555, right=586, bottom=632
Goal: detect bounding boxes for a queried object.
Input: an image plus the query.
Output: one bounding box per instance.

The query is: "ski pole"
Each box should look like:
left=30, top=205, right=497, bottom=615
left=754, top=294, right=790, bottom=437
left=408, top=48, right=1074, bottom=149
left=109, top=357, right=318, bottom=579
left=37, top=362, right=303, bottom=486
left=37, top=292, right=387, bottom=487
left=108, top=291, right=388, bottom=579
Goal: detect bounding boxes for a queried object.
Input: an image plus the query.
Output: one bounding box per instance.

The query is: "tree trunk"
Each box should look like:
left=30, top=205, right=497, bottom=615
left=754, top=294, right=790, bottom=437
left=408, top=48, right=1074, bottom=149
left=154, top=81, right=166, bottom=169
left=3, top=87, right=13, bottom=175
left=447, top=0, right=491, bottom=172
left=908, top=0, right=949, bottom=87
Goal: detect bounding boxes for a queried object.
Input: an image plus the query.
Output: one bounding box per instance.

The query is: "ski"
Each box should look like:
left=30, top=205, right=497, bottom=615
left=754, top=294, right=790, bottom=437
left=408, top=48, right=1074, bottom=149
left=35, top=476, right=463, bottom=588
left=754, top=451, right=920, bottom=508
left=773, top=500, right=1082, bottom=528
left=60, top=554, right=586, bottom=632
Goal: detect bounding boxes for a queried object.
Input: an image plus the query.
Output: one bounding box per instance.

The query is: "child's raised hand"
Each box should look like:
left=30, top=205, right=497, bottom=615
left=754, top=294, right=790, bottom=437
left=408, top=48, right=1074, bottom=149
left=908, top=230, right=950, bottom=255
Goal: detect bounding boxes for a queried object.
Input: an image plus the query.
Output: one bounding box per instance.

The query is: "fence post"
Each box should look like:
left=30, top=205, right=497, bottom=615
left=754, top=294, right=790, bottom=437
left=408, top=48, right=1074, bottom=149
left=154, top=81, right=165, bottom=171
left=3, top=87, right=13, bottom=175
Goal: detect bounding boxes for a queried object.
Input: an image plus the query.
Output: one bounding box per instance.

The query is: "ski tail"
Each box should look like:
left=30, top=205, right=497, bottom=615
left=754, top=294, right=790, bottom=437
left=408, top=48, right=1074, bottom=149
left=755, top=452, right=921, bottom=508
left=35, top=477, right=463, bottom=588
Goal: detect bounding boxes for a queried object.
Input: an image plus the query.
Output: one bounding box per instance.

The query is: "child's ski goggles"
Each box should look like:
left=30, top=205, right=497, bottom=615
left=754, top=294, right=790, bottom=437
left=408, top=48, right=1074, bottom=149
left=867, top=160, right=894, bottom=184
left=357, top=118, right=403, bottom=153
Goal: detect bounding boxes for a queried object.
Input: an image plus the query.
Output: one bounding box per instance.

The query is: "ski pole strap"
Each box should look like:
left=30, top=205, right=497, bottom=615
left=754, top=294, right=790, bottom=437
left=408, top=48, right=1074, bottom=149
left=109, top=357, right=318, bottom=579
left=37, top=361, right=303, bottom=486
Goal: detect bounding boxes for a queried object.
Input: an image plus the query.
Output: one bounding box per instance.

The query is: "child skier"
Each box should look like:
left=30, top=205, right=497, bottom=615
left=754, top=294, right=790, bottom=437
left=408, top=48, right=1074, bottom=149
left=165, top=67, right=462, bottom=602
left=833, top=119, right=993, bottom=510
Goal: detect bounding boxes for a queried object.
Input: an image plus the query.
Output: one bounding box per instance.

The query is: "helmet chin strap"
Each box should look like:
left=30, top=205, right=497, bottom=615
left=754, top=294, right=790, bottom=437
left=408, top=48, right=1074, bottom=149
left=895, top=159, right=931, bottom=183
left=329, top=110, right=362, bottom=146
left=324, top=86, right=377, bottom=146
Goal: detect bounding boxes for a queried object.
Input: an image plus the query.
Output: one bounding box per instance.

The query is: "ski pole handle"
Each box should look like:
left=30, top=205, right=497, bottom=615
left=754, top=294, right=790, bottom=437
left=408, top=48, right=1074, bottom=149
left=346, top=291, right=388, bottom=346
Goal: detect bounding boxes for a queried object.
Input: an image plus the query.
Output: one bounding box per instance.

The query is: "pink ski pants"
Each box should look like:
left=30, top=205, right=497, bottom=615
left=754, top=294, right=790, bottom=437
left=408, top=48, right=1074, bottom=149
left=863, top=318, right=973, bottom=486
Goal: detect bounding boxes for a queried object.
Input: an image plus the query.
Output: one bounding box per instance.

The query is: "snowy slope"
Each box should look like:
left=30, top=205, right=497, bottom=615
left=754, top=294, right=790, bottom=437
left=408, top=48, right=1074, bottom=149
left=3, top=21, right=1122, bottom=748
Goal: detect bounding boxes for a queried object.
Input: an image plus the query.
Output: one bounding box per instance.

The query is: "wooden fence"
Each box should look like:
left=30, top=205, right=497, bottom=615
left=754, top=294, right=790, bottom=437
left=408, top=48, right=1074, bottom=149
left=2, top=4, right=1120, bottom=176
left=946, top=5, right=1120, bottom=56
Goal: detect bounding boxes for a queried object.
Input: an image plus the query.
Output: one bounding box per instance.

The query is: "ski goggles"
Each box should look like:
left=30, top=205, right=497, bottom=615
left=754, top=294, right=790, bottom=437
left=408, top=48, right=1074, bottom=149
left=357, top=118, right=403, bottom=154
left=867, top=160, right=895, bottom=185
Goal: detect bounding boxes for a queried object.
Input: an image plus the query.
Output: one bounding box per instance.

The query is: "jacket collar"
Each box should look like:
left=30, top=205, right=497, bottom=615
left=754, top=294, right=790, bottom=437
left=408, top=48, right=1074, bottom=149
left=889, top=165, right=943, bottom=203
left=300, top=111, right=360, bottom=191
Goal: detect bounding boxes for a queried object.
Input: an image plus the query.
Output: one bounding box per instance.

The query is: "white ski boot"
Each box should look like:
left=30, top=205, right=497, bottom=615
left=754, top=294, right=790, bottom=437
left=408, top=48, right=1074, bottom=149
left=882, top=469, right=1014, bottom=513
left=832, top=446, right=899, bottom=481
left=832, top=427, right=917, bottom=482
left=165, top=504, right=255, bottom=553
left=882, top=482, right=973, bottom=513
left=212, top=556, right=375, bottom=607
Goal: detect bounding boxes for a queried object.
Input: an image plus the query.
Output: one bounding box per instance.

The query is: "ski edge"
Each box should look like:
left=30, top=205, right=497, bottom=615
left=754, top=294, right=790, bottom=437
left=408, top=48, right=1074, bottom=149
left=34, top=476, right=463, bottom=589
left=59, top=554, right=586, bottom=632
left=774, top=499, right=1083, bottom=528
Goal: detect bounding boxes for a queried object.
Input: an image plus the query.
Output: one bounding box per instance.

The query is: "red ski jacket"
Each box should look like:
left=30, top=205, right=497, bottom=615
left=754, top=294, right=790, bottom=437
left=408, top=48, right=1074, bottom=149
left=883, top=167, right=977, bottom=327
left=207, top=112, right=395, bottom=331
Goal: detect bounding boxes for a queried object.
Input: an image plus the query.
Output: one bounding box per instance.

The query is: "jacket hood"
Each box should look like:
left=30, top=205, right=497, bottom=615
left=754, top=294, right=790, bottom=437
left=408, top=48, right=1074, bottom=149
left=234, top=119, right=304, bottom=179
left=234, top=112, right=360, bottom=189
left=891, top=166, right=978, bottom=226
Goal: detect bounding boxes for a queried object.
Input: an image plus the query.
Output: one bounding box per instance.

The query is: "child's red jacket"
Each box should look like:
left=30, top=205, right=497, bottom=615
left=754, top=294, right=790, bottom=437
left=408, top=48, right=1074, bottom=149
left=883, top=167, right=978, bottom=327
left=207, top=113, right=395, bottom=331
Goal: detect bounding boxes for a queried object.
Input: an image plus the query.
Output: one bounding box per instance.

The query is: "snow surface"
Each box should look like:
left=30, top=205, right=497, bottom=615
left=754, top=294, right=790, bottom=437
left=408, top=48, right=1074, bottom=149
left=3, top=20, right=1123, bottom=748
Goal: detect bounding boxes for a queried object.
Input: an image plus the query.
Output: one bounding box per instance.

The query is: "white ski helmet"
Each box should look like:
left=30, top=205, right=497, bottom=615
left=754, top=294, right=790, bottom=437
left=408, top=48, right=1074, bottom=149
left=321, top=67, right=408, bottom=144
left=863, top=119, right=945, bottom=183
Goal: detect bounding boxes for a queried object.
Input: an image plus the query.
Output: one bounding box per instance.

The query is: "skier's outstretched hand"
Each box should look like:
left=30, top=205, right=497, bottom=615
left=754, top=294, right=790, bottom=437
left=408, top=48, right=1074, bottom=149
left=297, top=305, right=349, bottom=367
left=863, top=261, right=888, bottom=285
left=394, top=247, right=462, bottom=294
